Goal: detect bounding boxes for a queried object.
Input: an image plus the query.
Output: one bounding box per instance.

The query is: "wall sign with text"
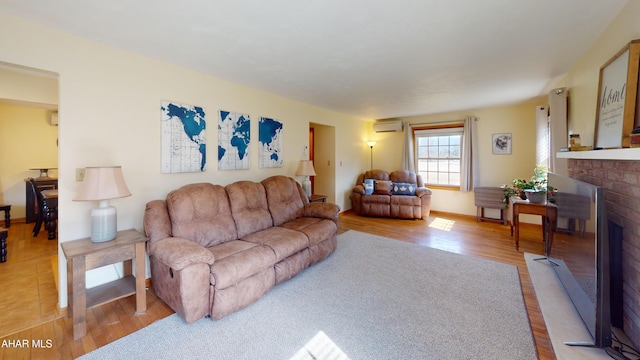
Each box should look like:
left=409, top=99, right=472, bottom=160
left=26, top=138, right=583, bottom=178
left=595, top=40, right=640, bottom=149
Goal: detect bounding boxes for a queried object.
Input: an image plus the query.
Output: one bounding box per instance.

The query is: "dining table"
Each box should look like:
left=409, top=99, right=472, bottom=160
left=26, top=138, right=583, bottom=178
left=41, top=189, right=58, bottom=240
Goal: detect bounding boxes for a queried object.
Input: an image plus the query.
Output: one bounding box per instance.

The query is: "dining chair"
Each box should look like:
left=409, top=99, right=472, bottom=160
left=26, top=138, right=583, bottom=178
left=27, top=178, right=46, bottom=237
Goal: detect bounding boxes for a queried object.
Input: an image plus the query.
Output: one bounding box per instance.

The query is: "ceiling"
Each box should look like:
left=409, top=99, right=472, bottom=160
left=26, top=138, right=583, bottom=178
left=0, top=0, right=628, bottom=119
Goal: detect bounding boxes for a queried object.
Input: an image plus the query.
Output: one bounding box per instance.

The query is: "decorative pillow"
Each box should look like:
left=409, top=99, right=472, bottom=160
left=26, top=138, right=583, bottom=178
left=391, top=182, right=417, bottom=195
left=374, top=180, right=393, bottom=195
left=363, top=179, right=374, bottom=195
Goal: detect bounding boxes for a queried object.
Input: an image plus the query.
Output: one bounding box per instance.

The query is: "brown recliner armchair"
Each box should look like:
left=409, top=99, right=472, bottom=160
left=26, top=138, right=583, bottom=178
left=351, top=169, right=432, bottom=219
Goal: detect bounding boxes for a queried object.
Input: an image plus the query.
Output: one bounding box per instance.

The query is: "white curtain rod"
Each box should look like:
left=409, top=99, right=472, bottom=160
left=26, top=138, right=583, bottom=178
left=406, top=118, right=477, bottom=127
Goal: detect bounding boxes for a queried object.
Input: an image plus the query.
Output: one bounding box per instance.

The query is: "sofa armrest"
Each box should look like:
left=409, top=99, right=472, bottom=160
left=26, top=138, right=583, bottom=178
left=304, top=202, right=340, bottom=224
left=352, top=184, right=365, bottom=195
left=149, top=237, right=215, bottom=271
left=416, top=187, right=432, bottom=197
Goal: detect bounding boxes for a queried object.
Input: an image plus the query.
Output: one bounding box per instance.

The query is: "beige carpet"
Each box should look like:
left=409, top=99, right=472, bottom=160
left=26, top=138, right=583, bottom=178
left=525, top=253, right=611, bottom=359
left=80, top=231, right=537, bottom=359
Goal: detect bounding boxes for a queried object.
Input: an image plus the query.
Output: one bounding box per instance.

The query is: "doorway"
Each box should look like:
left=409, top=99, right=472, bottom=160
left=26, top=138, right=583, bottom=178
left=309, top=123, right=336, bottom=203
left=0, top=62, right=60, bottom=336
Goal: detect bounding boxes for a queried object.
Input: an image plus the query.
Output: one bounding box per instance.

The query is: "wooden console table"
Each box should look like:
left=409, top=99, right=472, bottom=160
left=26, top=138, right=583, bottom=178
left=509, top=197, right=557, bottom=252
left=61, top=229, right=148, bottom=339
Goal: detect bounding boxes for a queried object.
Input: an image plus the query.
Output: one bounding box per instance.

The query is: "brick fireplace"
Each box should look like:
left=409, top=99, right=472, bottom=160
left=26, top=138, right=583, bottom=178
left=568, top=158, right=640, bottom=347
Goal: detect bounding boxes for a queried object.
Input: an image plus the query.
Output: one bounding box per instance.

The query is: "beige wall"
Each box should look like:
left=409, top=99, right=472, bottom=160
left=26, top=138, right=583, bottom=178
left=370, top=98, right=546, bottom=216
left=557, top=1, right=640, bottom=147
left=311, top=123, right=337, bottom=203
left=2, top=0, right=638, bottom=309
left=0, top=103, right=59, bottom=217
left=0, top=66, right=58, bottom=107
left=369, top=0, right=640, bottom=217
left=0, top=12, right=369, bottom=307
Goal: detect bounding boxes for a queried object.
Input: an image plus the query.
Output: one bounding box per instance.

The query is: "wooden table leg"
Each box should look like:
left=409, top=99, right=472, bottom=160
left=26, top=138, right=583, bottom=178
left=44, top=206, right=57, bottom=240
left=0, top=229, right=7, bottom=263
left=514, top=210, right=520, bottom=250
left=72, top=256, right=87, bottom=340
left=135, top=242, right=147, bottom=314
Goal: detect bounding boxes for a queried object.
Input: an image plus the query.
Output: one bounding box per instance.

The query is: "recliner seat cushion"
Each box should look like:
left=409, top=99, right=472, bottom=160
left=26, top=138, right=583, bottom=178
left=208, top=240, right=277, bottom=289
left=281, top=217, right=338, bottom=247
left=242, top=227, right=308, bottom=262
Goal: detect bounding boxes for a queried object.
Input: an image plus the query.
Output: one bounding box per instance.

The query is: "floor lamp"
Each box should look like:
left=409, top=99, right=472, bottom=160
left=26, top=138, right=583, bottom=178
left=367, top=141, right=376, bottom=170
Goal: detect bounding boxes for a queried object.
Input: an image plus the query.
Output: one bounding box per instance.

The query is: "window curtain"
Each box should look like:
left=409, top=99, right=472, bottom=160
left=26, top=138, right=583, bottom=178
left=460, top=116, right=478, bottom=192
left=401, top=122, right=415, bottom=172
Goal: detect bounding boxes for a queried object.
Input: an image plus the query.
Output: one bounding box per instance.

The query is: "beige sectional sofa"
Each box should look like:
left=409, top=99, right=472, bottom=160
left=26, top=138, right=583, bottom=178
left=143, top=175, right=339, bottom=323
left=351, top=169, right=432, bottom=219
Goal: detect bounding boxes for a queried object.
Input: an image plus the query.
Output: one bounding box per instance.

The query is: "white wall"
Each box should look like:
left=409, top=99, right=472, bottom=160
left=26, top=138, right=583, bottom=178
left=0, top=12, right=369, bottom=308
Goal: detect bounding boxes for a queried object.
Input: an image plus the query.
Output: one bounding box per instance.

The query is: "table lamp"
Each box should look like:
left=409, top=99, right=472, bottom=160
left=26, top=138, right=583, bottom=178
left=73, top=166, right=132, bottom=242
left=296, top=160, right=316, bottom=198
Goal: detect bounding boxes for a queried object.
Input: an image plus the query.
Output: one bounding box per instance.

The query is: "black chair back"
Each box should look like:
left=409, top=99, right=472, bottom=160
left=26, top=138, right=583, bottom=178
left=27, top=178, right=45, bottom=236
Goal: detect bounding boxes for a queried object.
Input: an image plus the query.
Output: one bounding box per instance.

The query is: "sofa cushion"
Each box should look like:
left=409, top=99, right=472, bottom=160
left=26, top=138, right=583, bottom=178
left=226, top=181, right=273, bottom=238
left=374, top=180, right=392, bottom=195
left=242, top=226, right=308, bottom=262
left=390, top=195, right=422, bottom=218
left=390, top=170, right=423, bottom=186
left=262, top=176, right=306, bottom=226
left=280, top=217, right=338, bottom=247
left=391, top=182, right=417, bottom=195
left=167, top=183, right=238, bottom=247
left=208, top=240, right=276, bottom=289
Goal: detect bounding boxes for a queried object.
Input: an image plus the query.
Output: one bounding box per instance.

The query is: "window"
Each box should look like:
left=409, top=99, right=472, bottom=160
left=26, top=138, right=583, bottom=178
left=414, top=126, right=463, bottom=187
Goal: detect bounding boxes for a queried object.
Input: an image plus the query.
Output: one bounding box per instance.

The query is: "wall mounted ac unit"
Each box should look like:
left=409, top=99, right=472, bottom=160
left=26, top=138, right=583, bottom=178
left=50, top=113, right=58, bottom=126
left=373, top=120, right=403, bottom=133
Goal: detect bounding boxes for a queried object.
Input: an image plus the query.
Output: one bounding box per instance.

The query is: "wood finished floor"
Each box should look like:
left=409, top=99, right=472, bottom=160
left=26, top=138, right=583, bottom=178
left=0, top=212, right=556, bottom=359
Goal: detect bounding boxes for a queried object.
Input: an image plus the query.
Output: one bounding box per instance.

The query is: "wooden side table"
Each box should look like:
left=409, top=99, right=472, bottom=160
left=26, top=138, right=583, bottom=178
left=509, top=197, right=557, bottom=252
left=309, top=194, right=327, bottom=203
left=474, top=187, right=507, bottom=225
left=61, top=229, right=148, bottom=339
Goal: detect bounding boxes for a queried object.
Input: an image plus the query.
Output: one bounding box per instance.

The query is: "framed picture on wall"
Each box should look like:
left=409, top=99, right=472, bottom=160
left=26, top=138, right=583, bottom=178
left=492, top=133, right=512, bottom=155
left=594, top=40, right=640, bottom=148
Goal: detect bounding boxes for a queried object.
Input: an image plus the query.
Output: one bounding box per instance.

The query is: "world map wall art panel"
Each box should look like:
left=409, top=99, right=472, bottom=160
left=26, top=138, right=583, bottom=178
left=259, top=117, right=283, bottom=168
left=218, top=110, right=250, bottom=170
left=161, top=100, right=207, bottom=173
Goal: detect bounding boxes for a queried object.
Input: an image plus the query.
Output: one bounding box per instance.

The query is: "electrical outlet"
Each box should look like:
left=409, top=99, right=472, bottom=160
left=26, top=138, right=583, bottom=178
left=76, top=168, right=86, bottom=182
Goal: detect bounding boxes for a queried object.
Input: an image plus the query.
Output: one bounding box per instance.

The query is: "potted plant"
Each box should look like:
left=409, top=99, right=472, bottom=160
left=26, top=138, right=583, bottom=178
left=501, top=165, right=555, bottom=204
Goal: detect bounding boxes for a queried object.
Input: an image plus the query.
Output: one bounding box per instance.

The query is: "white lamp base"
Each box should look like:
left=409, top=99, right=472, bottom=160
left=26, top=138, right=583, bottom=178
left=302, top=177, right=312, bottom=198
left=91, top=204, right=117, bottom=242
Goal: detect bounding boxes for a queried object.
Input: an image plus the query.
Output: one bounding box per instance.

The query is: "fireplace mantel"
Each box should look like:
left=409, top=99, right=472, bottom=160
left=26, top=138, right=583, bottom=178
left=557, top=148, right=640, bottom=160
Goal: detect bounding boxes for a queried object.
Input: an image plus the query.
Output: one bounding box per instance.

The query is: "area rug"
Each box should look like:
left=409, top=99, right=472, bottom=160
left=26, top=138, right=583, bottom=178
left=80, top=230, right=537, bottom=360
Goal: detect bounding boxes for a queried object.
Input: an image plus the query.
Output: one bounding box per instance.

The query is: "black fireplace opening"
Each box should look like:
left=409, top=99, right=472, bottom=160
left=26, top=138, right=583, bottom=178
left=609, top=221, right=623, bottom=328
